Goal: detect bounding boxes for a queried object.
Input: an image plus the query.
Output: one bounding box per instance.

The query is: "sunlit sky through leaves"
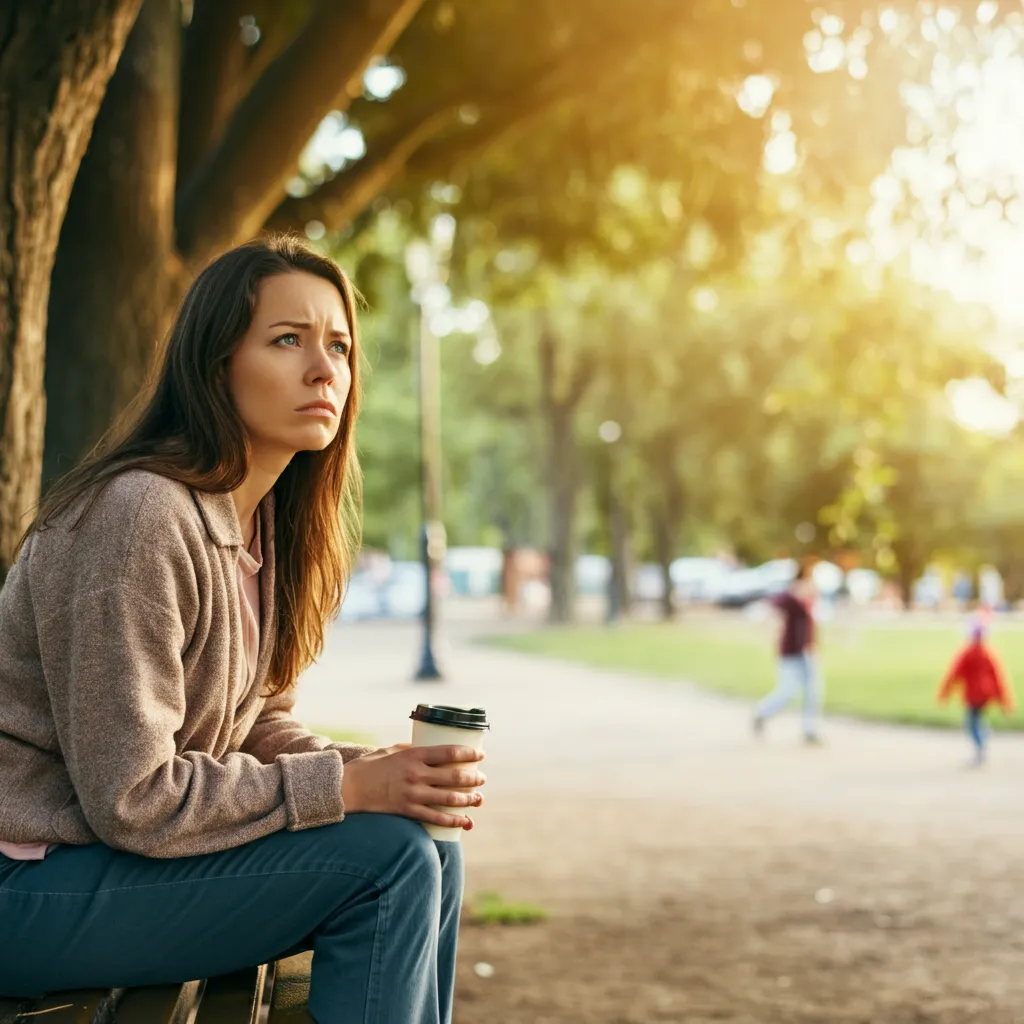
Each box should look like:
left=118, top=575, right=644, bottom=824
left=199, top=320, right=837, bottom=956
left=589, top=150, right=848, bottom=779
left=294, top=6, right=1024, bottom=431
left=744, top=4, right=1024, bottom=433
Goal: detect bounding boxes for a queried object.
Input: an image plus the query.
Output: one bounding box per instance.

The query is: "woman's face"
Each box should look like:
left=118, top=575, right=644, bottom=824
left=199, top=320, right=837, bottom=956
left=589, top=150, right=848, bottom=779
left=228, top=270, right=352, bottom=464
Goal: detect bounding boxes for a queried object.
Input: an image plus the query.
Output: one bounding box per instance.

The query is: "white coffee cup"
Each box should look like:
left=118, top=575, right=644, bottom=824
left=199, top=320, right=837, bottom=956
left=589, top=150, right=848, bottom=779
left=410, top=704, right=489, bottom=842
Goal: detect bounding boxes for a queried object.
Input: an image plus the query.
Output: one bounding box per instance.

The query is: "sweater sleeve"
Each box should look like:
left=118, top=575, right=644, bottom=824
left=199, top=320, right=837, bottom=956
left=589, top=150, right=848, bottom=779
left=241, top=688, right=378, bottom=765
left=989, top=651, right=1015, bottom=712
left=937, top=650, right=965, bottom=702
left=42, top=584, right=346, bottom=858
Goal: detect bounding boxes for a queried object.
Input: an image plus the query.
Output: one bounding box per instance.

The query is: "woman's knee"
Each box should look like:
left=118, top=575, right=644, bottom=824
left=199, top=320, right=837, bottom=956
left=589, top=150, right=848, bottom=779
left=308, top=813, right=441, bottom=889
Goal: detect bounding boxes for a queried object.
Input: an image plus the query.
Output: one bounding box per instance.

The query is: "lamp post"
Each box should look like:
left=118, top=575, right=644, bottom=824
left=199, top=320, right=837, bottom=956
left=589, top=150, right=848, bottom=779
left=404, top=218, right=454, bottom=680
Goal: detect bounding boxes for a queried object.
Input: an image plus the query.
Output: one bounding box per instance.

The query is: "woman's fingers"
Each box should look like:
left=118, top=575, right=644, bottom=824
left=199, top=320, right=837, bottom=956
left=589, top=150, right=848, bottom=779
left=412, top=805, right=475, bottom=830
left=419, top=744, right=485, bottom=766
left=413, top=785, right=483, bottom=808
left=421, top=764, right=487, bottom=789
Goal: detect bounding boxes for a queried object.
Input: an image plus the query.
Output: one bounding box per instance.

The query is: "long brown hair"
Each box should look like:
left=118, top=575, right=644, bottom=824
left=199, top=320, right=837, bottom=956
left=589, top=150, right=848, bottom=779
left=20, top=235, right=362, bottom=696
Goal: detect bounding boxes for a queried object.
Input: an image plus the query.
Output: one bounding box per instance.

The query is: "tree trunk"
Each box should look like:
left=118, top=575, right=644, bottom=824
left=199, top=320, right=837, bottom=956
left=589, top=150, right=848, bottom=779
left=652, top=505, right=675, bottom=621
left=647, top=435, right=684, bottom=621
left=546, top=400, right=577, bottom=625
left=994, top=530, right=1024, bottom=606
left=43, top=0, right=180, bottom=488
left=893, top=542, right=921, bottom=611
left=0, top=0, right=143, bottom=579
left=607, top=485, right=631, bottom=622
left=1000, top=560, right=1024, bottom=606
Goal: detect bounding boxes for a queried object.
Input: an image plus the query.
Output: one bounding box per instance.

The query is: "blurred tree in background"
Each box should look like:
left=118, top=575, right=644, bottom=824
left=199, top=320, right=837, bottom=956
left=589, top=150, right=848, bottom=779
left=3, top=0, right=1024, bottom=607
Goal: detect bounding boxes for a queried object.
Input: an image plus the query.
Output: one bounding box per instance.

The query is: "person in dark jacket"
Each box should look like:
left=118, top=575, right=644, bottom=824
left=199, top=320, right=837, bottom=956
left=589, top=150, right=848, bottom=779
left=753, top=562, right=823, bottom=744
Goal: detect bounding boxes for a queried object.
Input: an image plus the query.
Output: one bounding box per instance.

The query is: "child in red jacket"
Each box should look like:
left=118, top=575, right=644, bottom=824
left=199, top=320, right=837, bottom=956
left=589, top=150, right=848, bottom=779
left=937, top=624, right=1014, bottom=766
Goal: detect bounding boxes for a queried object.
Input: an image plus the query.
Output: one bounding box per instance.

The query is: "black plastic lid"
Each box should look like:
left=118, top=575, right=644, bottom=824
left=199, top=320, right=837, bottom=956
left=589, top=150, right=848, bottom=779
left=410, top=704, right=489, bottom=730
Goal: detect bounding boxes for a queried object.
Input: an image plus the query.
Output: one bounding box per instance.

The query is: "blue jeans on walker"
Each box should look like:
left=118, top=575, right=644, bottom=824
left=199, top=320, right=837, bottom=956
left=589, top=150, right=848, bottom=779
left=0, top=813, right=463, bottom=1024
left=757, top=652, right=822, bottom=738
left=966, top=705, right=987, bottom=757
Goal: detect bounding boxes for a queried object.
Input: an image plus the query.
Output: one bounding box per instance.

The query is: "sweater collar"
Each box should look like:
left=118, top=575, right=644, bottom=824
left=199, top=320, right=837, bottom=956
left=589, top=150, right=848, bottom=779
left=191, top=488, right=244, bottom=548
left=192, top=487, right=276, bottom=550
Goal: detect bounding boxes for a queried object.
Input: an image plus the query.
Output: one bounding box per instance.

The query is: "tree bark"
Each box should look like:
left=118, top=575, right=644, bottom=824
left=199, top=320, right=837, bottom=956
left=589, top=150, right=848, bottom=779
left=176, top=0, right=425, bottom=264
left=176, top=0, right=250, bottom=187
left=539, top=320, right=592, bottom=625
left=607, top=490, right=632, bottom=622
left=0, top=0, right=142, bottom=579
left=43, top=0, right=180, bottom=489
left=996, top=544, right=1024, bottom=606
left=652, top=505, right=675, bottom=621
left=647, top=437, right=683, bottom=621
left=893, top=541, right=923, bottom=611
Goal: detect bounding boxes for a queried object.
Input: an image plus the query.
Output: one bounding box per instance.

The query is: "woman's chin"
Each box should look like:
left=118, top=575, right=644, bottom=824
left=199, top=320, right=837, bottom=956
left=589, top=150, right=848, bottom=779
left=292, top=423, right=340, bottom=451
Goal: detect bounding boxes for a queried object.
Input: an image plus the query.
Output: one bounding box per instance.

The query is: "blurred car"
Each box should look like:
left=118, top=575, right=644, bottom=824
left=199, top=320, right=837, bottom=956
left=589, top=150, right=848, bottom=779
left=912, top=571, right=945, bottom=610
left=669, top=557, right=733, bottom=603
left=634, top=563, right=668, bottom=601
left=575, top=554, right=612, bottom=595
left=845, top=568, right=882, bottom=605
left=715, top=567, right=770, bottom=608
left=380, top=561, right=429, bottom=619
left=811, top=560, right=844, bottom=599
left=338, top=572, right=383, bottom=622
left=446, top=546, right=502, bottom=597
left=715, top=559, right=797, bottom=608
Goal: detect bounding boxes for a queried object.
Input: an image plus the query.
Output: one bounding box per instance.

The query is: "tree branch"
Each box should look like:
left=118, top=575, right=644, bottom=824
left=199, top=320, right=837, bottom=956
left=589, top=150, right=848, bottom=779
left=174, top=0, right=425, bottom=264
left=232, top=4, right=302, bottom=110
left=406, top=76, right=571, bottom=185
left=278, top=21, right=685, bottom=236
left=176, top=0, right=251, bottom=186
left=269, top=53, right=578, bottom=235
left=263, top=101, right=459, bottom=234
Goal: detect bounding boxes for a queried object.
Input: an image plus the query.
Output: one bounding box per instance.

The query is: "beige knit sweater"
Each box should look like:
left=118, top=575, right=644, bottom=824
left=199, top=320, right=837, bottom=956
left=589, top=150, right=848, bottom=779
left=0, top=470, right=373, bottom=859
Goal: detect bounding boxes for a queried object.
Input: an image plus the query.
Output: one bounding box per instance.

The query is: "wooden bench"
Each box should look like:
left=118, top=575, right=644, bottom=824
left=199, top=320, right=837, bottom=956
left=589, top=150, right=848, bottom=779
left=0, top=952, right=313, bottom=1024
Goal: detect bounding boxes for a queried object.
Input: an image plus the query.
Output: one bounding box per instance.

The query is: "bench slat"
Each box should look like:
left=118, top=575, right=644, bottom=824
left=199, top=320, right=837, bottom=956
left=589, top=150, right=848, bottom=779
left=0, top=999, right=31, bottom=1024
left=265, top=954, right=312, bottom=1024
left=9, top=990, right=113, bottom=1024
left=115, top=980, right=204, bottom=1024
left=193, top=967, right=266, bottom=1024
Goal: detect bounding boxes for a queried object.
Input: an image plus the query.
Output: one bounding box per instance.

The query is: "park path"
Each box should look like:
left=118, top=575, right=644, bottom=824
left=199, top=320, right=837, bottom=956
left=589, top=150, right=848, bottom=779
left=295, top=617, right=1024, bottom=1023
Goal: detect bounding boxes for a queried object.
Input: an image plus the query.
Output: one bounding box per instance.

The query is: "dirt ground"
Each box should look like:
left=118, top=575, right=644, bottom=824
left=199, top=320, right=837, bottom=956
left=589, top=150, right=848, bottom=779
left=298, top=616, right=1024, bottom=1023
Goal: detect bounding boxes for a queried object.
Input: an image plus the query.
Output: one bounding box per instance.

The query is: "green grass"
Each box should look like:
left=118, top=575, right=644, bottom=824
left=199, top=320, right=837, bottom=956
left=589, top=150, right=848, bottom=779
left=486, top=618, right=1024, bottom=730
left=465, top=890, right=548, bottom=927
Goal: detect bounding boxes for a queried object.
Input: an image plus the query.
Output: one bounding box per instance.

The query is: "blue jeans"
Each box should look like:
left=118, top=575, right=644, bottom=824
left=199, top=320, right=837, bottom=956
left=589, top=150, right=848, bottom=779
left=966, top=705, right=987, bottom=756
left=757, top=652, right=822, bottom=738
left=0, top=813, right=463, bottom=1024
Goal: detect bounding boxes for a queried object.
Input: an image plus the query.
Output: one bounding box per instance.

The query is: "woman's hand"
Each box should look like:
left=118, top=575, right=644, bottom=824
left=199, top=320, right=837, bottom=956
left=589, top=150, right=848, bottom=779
left=341, top=743, right=486, bottom=830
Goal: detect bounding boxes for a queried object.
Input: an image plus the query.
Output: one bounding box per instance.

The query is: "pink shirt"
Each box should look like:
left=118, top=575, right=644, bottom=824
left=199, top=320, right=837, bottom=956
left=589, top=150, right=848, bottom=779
left=0, top=510, right=263, bottom=862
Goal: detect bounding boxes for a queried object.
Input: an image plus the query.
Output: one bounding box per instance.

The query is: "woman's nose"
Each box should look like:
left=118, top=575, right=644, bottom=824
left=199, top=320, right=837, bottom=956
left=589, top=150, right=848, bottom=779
left=307, top=348, right=336, bottom=383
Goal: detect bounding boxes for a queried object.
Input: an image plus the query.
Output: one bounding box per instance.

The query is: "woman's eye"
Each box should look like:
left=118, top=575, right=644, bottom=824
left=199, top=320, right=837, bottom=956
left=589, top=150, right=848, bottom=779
left=330, top=342, right=350, bottom=355
left=274, top=332, right=300, bottom=347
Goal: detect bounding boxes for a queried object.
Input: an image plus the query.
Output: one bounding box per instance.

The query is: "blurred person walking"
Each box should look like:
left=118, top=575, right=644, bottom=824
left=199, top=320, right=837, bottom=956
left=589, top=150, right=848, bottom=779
left=753, top=562, right=823, bottom=744
left=938, top=621, right=1014, bottom=767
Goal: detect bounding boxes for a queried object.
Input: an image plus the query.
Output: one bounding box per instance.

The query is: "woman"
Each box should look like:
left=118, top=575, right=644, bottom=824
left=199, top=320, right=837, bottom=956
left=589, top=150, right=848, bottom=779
left=0, top=236, right=485, bottom=1024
